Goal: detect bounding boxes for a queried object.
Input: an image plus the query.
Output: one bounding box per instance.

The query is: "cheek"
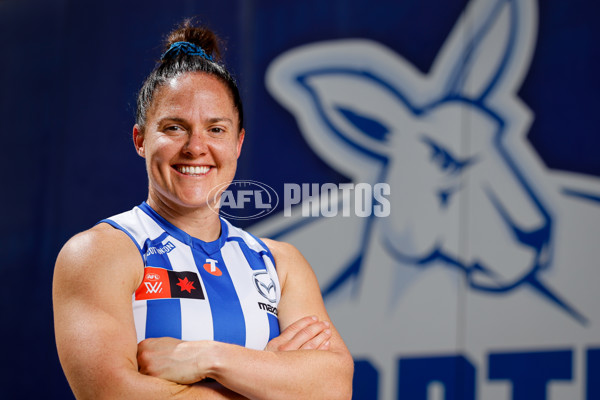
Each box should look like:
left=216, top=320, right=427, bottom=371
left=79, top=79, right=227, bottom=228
left=213, top=140, right=242, bottom=162
left=148, top=137, right=178, bottom=163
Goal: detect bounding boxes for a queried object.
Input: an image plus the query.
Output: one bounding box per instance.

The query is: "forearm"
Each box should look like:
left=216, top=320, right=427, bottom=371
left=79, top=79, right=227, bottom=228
left=207, top=342, right=353, bottom=400
left=69, top=366, right=246, bottom=400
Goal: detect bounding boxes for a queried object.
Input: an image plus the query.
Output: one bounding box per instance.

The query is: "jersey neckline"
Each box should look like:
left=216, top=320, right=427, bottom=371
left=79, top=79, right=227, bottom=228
left=138, top=202, right=228, bottom=255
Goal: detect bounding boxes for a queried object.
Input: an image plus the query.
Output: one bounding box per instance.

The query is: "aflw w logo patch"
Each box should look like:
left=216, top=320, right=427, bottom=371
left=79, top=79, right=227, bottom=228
left=135, top=267, right=205, bottom=300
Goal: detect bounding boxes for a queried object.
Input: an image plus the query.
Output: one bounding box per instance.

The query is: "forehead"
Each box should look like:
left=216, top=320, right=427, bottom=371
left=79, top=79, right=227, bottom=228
left=418, top=102, right=498, bottom=157
left=149, top=72, right=236, bottom=121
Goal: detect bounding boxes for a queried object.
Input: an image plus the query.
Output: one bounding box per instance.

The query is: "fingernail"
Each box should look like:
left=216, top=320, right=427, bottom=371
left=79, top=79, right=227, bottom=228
left=324, top=321, right=330, bottom=328
left=311, top=315, right=318, bottom=321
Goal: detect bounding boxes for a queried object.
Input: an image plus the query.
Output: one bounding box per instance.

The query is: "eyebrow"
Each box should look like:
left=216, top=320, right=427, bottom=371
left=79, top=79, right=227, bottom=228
left=157, top=117, right=186, bottom=125
left=156, top=116, right=234, bottom=125
left=206, top=117, right=234, bottom=125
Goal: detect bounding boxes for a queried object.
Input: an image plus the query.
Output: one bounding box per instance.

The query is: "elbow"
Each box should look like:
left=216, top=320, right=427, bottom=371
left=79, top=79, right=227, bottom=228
left=326, top=377, right=353, bottom=400
left=342, top=358, right=355, bottom=400
left=329, top=353, right=354, bottom=400
left=331, top=383, right=353, bottom=400
left=66, top=367, right=146, bottom=400
left=67, top=375, right=123, bottom=400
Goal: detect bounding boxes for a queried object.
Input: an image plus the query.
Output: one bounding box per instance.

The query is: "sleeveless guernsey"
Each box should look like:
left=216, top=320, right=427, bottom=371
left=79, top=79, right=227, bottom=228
left=100, top=202, right=280, bottom=350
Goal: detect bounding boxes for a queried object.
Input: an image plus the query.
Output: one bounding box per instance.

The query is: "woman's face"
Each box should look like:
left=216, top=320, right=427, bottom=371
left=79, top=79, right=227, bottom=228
left=134, top=72, right=244, bottom=211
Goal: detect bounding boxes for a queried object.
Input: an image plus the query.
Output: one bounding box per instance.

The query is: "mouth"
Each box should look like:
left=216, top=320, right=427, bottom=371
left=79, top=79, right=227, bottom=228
left=173, top=164, right=212, bottom=176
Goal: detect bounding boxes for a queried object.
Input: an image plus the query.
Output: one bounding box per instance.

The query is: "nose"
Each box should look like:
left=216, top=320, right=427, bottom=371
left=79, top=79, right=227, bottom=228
left=486, top=183, right=551, bottom=262
left=182, top=131, right=208, bottom=157
left=484, top=167, right=549, bottom=235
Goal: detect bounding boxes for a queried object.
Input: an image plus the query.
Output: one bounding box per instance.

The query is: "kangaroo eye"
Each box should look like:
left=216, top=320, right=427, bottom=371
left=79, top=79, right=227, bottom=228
left=336, top=106, right=390, bottom=141
left=421, top=136, right=475, bottom=175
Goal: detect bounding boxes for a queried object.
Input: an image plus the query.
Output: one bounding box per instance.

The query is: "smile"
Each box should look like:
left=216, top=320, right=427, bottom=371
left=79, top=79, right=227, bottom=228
left=175, top=165, right=211, bottom=176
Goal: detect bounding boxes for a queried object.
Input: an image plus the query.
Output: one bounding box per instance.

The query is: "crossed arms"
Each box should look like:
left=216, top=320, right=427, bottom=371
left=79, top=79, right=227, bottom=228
left=53, top=224, right=353, bottom=399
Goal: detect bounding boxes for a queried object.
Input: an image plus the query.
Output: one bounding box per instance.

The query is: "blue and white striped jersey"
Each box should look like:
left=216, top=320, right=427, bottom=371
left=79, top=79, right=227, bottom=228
left=100, top=202, right=280, bottom=350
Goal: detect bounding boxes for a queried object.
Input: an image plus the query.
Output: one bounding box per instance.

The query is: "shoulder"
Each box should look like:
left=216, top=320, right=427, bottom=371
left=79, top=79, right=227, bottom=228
left=54, top=223, right=144, bottom=293
left=260, top=238, right=304, bottom=263
left=223, top=220, right=277, bottom=257
left=260, top=238, right=316, bottom=289
left=57, top=223, right=141, bottom=265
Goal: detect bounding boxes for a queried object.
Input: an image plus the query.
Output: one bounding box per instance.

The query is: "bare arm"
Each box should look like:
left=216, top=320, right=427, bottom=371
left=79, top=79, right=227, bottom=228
left=53, top=225, right=246, bottom=400
left=137, top=239, right=354, bottom=400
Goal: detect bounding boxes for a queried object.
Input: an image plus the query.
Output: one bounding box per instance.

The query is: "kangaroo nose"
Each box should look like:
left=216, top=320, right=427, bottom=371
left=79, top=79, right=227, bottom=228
left=483, top=182, right=552, bottom=269
left=485, top=182, right=549, bottom=239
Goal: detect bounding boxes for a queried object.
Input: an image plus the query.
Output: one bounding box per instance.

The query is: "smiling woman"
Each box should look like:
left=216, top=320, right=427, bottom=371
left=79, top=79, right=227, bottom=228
left=52, top=19, right=353, bottom=400
left=134, top=72, right=245, bottom=234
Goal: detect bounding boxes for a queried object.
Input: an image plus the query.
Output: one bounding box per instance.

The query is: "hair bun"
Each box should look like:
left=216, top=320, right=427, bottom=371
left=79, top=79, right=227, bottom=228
left=137, top=18, right=243, bottom=131
left=164, top=19, right=222, bottom=61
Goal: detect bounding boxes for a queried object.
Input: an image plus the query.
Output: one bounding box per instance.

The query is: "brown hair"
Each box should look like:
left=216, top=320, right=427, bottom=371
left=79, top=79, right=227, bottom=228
left=136, top=19, right=243, bottom=131
left=165, top=22, right=222, bottom=61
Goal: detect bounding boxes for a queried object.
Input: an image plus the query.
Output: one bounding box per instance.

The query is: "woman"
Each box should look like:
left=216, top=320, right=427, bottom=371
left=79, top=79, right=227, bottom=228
left=53, top=21, right=354, bottom=399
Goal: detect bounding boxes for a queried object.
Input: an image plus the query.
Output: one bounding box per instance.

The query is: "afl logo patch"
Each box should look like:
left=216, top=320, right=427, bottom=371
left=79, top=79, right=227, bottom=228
left=253, top=270, right=277, bottom=303
left=145, top=272, right=161, bottom=281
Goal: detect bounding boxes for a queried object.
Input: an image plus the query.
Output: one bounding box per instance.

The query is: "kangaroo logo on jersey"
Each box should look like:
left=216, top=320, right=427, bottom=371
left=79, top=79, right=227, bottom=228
left=253, top=271, right=277, bottom=303
left=135, top=267, right=205, bottom=300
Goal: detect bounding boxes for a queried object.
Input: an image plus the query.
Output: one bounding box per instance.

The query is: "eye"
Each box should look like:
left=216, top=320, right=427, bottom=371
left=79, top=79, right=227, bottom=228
left=209, top=127, right=224, bottom=134
left=336, top=106, right=390, bottom=141
left=164, top=125, right=185, bottom=133
left=421, top=136, right=476, bottom=175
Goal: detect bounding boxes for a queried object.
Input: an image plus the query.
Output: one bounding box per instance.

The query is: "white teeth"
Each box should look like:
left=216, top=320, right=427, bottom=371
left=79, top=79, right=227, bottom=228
left=178, top=166, right=209, bottom=175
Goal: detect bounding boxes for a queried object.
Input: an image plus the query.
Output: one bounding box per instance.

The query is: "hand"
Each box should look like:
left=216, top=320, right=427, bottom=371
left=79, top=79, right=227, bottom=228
left=265, top=315, right=332, bottom=352
left=137, top=337, right=212, bottom=384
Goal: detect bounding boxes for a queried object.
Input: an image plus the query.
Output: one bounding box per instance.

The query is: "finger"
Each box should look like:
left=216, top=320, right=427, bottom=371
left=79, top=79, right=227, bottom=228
left=278, top=320, right=330, bottom=351
left=278, top=315, right=319, bottom=341
left=317, top=339, right=331, bottom=351
left=299, top=326, right=332, bottom=350
left=265, top=316, right=319, bottom=351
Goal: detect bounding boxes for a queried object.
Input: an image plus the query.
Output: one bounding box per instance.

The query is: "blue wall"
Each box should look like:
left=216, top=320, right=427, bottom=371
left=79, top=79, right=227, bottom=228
left=1, top=0, right=598, bottom=398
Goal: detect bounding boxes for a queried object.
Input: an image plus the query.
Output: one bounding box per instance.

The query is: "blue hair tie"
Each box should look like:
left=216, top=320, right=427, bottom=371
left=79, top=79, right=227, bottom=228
left=161, top=41, right=215, bottom=62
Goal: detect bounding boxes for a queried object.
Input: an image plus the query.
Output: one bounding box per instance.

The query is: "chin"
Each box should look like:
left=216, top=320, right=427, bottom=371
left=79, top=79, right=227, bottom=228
left=176, top=196, right=213, bottom=209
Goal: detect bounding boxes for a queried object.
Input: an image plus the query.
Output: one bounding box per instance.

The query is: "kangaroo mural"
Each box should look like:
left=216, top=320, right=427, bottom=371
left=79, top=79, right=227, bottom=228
left=252, top=0, right=600, bottom=398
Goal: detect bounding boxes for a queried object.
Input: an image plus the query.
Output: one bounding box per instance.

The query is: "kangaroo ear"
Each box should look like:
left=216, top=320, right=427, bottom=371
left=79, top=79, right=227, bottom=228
left=294, top=71, right=403, bottom=151
left=431, top=0, right=538, bottom=101
left=270, top=69, right=399, bottom=179
left=267, top=40, right=413, bottom=180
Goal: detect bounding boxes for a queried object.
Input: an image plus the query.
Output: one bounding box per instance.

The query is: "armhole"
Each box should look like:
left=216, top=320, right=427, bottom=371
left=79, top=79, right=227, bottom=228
left=97, top=219, right=144, bottom=257
left=253, top=236, right=277, bottom=270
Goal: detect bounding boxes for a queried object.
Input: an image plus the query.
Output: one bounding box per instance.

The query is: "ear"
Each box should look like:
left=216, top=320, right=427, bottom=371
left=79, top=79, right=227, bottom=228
left=133, top=124, right=145, bottom=158
left=236, top=128, right=245, bottom=159
left=432, top=0, right=537, bottom=101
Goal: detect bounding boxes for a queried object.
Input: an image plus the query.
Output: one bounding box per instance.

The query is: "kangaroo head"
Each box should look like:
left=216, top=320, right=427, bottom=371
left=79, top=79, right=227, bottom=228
left=266, top=0, right=584, bottom=322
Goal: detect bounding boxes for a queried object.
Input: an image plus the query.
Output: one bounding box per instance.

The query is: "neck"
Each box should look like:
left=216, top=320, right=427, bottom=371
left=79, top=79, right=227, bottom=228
left=147, top=195, right=222, bottom=242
